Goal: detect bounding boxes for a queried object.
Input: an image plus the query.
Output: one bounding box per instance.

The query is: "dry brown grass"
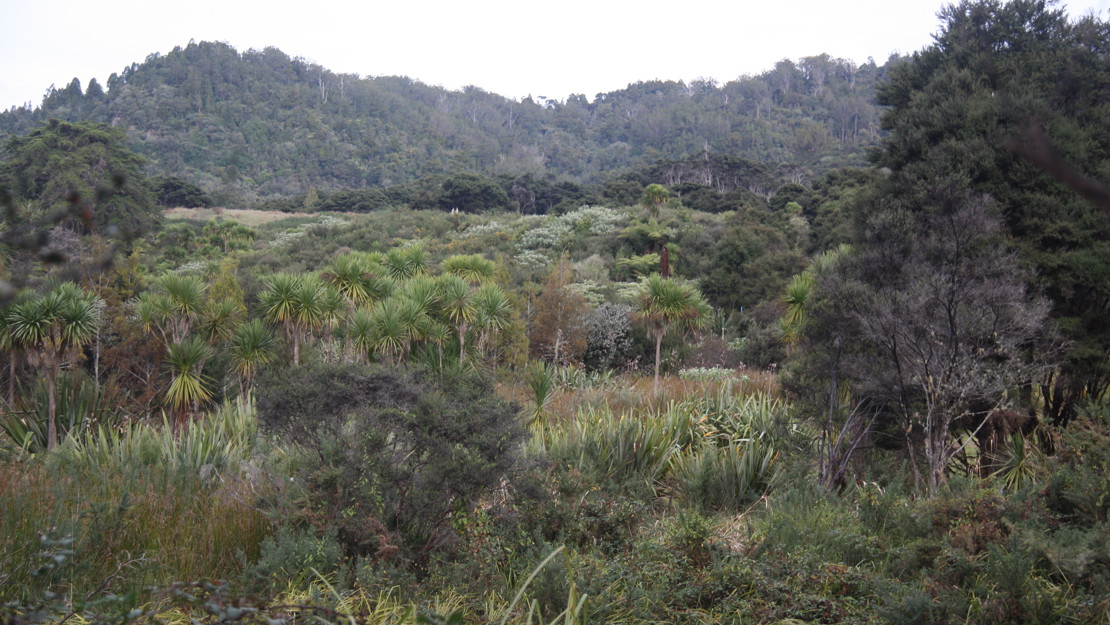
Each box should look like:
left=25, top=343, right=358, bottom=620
left=163, top=207, right=314, bottom=227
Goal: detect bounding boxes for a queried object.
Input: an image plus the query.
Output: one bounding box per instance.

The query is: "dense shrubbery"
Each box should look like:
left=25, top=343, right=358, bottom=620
left=254, top=361, right=525, bottom=564
left=2, top=3, right=1109, bottom=622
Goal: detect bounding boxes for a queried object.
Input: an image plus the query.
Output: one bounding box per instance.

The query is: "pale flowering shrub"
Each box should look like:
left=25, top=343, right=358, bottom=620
left=270, top=229, right=306, bottom=247
left=560, top=205, right=625, bottom=236
left=517, top=218, right=573, bottom=252
left=513, top=249, right=551, bottom=271
left=678, top=367, right=737, bottom=381
left=312, top=214, right=350, bottom=228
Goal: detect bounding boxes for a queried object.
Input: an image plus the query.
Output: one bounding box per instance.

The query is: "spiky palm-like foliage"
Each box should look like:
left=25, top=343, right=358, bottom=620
left=158, top=274, right=207, bottom=342
left=164, top=336, right=213, bottom=431
left=438, top=274, right=476, bottom=367
left=132, top=292, right=175, bottom=345
left=633, top=274, right=711, bottom=393
left=322, top=252, right=379, bottom=305
left=7, top=283, right=100, bottom=450
left=669, top=439, right=777, bottom=511
left=402, top=276, right=441, bottom=314
left=473, top=283, right=513, bottom=359
left=781, top=272, right=814, bottom=347
left=260, top=273, right=330, bottom=366
left=780, top=244, right=850, bottom=348
left=347, top=308, right=376, bottom=362
left=368, top=298, right=409, bottom=365
left=0, top=371, right=123, bottom=453
left=197, top=298, right=243, bottom=345
left=0, top=302, right=19, bottom=406
left=229, top=319, right=276, bottom=399
left=383, top=245, right=429, bottom=281
left=442, top=254, right=496, bottom=285
left=132, top=274, right=209, bottom=346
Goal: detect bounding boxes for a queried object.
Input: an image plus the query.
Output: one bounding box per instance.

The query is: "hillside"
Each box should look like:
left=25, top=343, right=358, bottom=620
left=0, top=41, right=894, bottom=203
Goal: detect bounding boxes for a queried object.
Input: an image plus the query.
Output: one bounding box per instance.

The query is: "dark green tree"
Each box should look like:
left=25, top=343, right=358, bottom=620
left=871, top=0, right=1110, bottom=424
left=151, top=175, right=211, bottom=208
left=1, top=119, right=157, bottom=236
left=438, top=172, right=509, bottom=212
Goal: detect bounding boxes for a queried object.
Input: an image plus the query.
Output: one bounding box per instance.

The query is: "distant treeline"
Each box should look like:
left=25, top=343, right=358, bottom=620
left=0, top=41, right=897, bottom=204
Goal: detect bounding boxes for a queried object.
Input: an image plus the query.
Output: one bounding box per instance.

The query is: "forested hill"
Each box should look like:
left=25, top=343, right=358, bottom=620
left=0, top=41, right=896, bottom=201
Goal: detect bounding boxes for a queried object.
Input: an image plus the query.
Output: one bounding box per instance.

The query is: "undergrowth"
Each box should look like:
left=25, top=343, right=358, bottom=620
left=2, top=378, right=1108, bottom=624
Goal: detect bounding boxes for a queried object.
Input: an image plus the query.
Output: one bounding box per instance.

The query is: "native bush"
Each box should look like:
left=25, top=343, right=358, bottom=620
left=0, top=404, right=269, bottom=605
left=254, top=361, right=525, bottom=561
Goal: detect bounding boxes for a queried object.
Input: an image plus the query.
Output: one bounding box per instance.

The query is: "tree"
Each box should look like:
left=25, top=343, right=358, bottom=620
left=811, top=192, right=1055, bottom=492
left=472, top=283, right=513, bottom=361
left=438, top=173, right=509, bottom=212
left=133, top=274, right=207, bottom=346
left=361, top=297, right=425, bottom=366
left=441, top=254, right=496, bottom=285
left=151, top=176, right=211, bottom=208
left=254, top=362, right=525, bottom=558
left=1, top=119, right=157, bottom=235
left=322, top=252, right=384, bottom=306
left=259, top=273, right=309, bottom=365
left=382, top=245, right=429, bottom=281
left=872, top=0, right=1110, bottom=425
left=780, top=245, right=875, bottom=491
left=641, top=183, right=670, bottom=218
left=201, top=219, right=254, bottom=253
left=163, top=336, right=213, bottom=432
left=529, top=259, right=590, bottom=365
left=7, top=283, right=99, bottom=450
left=583, top=303, right=634, bottom=372
left=229, top=318, right=276, bottom=400
left=633, top=274, right=711, bottom=392
left=437, top=274, right=477, bottom=367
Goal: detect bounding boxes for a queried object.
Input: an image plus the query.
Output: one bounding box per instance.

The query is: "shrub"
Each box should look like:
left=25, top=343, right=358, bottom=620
left=246, top=525, right=345, bottom=591
left=254, top=361, right=525, bottom=561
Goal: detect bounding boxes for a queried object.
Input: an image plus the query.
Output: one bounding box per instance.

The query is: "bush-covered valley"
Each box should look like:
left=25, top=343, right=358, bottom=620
left=2, top=1, right=1110, bottom=623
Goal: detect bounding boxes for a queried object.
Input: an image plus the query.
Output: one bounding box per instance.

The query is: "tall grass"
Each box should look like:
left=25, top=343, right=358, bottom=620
left=0, top=399, right=270, bottom=603
left=53, top=398, right=257, bottom=479
left=669, top=439, right=777, bottom=512
left=534, top=406, right=686, bottom=491
left=0, top=371, right=124, bottom=454
left=500, top=369, right=781, bottom=429
left=531, top=380, right=790, bottom=509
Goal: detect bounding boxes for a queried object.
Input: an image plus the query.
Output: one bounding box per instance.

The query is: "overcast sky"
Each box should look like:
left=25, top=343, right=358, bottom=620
left=2, top=0, right=1108, bottom=111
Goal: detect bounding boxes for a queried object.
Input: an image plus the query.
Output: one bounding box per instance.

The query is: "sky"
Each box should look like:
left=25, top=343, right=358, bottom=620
left=2, top=0, right=1109, bottom=111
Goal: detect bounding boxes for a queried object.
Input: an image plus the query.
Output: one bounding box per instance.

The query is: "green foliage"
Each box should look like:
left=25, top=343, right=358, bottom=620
left=57, top=399, right=257, bottom=477
left=538, top=408, right=683, bottom=494
left=669, top=439, right=776, bottom=512
left=633, top=274, right=712, bottom=390
left=872, top=0, right=1110, bottom=424
left=163, top=336, right=214, bottom=422
left=0, top=119, right=156, bottom=235
left=439, top=173, right=509, bottom=212
left=535, top=384, right=789, bottom=512
left=246, top=525, right=345, bottom=591
left=582, top=303, right=633, bottom=372
left=525, top=362, right=556, bottom=426
left=0, top=42, right=888, bottom=199
left=5, top=282, right=101, bottom=450
left=1, top=401, right=265, bottom=604
left=254, top=361, right=525, bottom=558
left=441, top=254, right=496, bottom=284
left=150, top=175, right=211, bottom=208
left=0, top=372, right=123, bottom=454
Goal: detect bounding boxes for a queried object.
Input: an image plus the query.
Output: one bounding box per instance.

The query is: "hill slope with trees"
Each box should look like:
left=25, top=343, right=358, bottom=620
left=0, top=41, right=894, bottom=203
